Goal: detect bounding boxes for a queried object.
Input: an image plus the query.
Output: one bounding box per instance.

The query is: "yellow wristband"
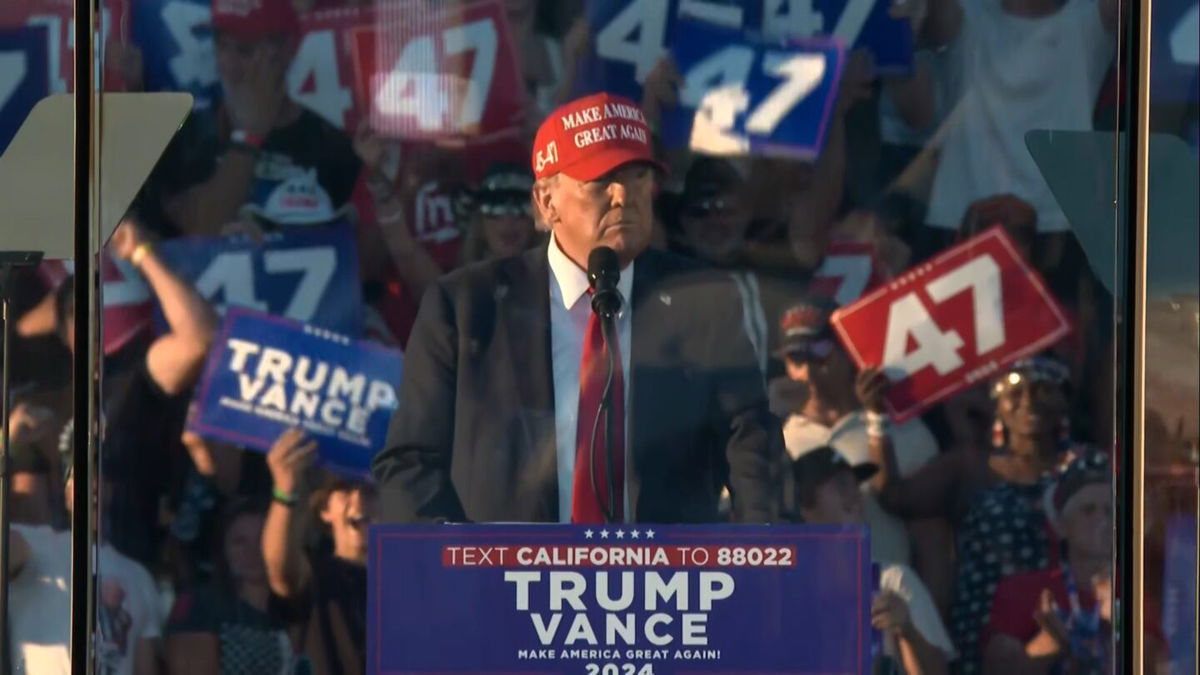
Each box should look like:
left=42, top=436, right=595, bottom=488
left=130, top=242, right=152, bottom=268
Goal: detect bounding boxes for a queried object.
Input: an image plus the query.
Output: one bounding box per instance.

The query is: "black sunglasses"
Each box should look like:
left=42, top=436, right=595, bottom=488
left=682, top=197, right=735, bottom=219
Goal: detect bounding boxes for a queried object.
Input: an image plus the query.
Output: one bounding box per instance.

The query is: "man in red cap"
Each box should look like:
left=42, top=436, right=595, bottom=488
left=374, top=93, right=781, bottom=525
left=147, top=0, right=361, bottom=237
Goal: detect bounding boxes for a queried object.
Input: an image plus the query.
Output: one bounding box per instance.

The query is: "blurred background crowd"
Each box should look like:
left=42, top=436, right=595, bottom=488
left=1, top=0, right=1197, bottom=673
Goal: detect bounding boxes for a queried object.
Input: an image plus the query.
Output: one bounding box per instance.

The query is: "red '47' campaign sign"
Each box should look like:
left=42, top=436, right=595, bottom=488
left=344, top=0, right=527, bottom=142
left=810, top=240, right=890, bottom=306
left=831, top=227, right=1071, bottom=422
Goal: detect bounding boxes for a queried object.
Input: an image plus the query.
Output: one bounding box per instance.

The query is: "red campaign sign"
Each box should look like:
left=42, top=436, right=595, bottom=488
left=831, top=227, right=1072, bottom=423
left=0, top=0, right=131, bottom=92
left=810, top=240, right=890, bottom=306
left=38, top=252, right=153, bottom=355
left=344, top=0, right=527, bottom=142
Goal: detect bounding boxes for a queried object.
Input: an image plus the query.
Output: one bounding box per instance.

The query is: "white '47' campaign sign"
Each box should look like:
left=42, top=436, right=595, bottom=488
left=831, top=227, right=1072, bottom=422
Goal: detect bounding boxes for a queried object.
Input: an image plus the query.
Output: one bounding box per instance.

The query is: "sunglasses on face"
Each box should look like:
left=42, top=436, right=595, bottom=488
left=682, top=197, right=735, bottom=219
left=479, top=201, right=532, bottom=218
left=783, top=338, right=836, bottom=364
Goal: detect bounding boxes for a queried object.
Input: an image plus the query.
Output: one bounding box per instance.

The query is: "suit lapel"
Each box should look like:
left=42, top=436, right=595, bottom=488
left=498, top=248, right=559, bottom=520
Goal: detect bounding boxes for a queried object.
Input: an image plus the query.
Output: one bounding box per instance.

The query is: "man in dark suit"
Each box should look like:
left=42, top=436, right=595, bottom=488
left=372, top=92, right=781, bottom=524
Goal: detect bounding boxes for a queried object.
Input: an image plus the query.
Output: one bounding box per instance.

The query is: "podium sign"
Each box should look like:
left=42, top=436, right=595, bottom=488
left=368, top=524, right=871, bottom=674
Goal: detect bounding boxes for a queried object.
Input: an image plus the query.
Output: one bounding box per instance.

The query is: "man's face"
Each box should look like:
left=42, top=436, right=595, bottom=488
left=535, top=163, right=655, bottom=267
left=799, top=470, right=865, bottom=525
left=678, top=190, right=751, bottom=264
left=321, top=485, right=379, bottom=563
left=1061, top=483, right=1112, bottom=558
left=214, top=31, right=290, bottom=88
left=785, top=343, right=855, bottom=395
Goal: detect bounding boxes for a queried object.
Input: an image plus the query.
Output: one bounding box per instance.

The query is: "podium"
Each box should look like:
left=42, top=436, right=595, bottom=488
left=367, top=524, right=873, bottom=674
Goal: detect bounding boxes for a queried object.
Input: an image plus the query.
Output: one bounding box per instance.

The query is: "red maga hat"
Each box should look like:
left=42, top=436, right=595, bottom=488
left=211, top=0, right=299, bottom=39
left=531, top=92, right=665, bottom=181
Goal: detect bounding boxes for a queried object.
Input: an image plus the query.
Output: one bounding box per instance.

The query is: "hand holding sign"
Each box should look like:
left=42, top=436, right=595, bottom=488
left=855, top=366, right=889, bottom=414
left=265, top=427, right=318, bottom=496
left=832, top=227, right=1071, bottom=422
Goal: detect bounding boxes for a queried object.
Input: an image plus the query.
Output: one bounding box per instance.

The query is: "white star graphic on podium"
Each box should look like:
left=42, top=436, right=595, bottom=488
left=645, top=529, right=656, bottom=539
left=600, top=529, right=610, bottom=539
left=584, top=530, right=594, bottom=539
left=630, top=530, right=640, bottom=539
left=615, top=530, right=625, bottom=539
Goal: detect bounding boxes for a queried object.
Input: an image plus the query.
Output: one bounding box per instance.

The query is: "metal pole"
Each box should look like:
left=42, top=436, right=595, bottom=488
left=1, top=265, right=12, bottom=675
left=71, top=0, right=96, bottom=673
left=1117, top=0, right=1154, bottom=672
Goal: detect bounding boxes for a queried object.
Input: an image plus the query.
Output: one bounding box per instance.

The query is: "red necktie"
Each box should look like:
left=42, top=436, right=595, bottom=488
left=570, top=305, right=625, bottom=524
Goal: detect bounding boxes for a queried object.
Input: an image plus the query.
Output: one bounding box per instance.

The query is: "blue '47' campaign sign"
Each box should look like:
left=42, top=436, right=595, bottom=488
left=132, top=0, right=221, bottom=110
left=369, top=524, right=872, bottom=674
left=663, top=19, right=844, bottom=159
left=578, top=0, right=908, bottom=103
left=190, top=307, right=403, bottom=479
left=156, top=225, right=363, bottom=337
left=0, top=26, right=49, bottom=154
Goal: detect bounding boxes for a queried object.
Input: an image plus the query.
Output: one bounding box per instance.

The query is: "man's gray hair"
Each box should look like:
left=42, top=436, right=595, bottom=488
left=530, top=174, right=559, bottom=232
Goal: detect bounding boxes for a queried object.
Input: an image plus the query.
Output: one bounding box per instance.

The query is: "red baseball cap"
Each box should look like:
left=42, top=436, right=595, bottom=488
left=531, top=92, right=665, bottom=181
left=211, top=0, right=299, bottom=39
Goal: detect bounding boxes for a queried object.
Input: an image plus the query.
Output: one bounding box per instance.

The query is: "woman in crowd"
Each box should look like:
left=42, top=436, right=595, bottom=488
left=166, top=498, right=303, bottom=674
left=864, top=356, right=1090, bottom=672
left=458, top=164, right=543, bottom=265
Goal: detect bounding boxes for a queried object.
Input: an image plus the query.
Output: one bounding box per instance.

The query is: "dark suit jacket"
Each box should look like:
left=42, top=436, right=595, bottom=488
left=372, top=246, right=783, bottom=524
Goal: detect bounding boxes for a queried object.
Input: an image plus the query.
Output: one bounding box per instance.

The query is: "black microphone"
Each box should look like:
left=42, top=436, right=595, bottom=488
left=587, top=246, right=622, bottom=318
left=586, top=246, right=621, bottom=522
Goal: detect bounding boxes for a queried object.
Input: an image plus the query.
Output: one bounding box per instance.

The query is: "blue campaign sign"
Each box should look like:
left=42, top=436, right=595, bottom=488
left=746, top=0, right=912, bottom=72
left=576, top=0, right=907, bottom=101
left=1162, top=515, right=1198, bottom=675
left=368, top=524, right=872, bottom=674
left=0, top=26, right=50, bottom=155
left=190, top=307, right=403, bottom=479
left=132, top=0, right=221, bottom=109
left=156, top=225, right=364, bottom=336
left=663, top=19, right=844, bottom=159
left=1151, top=0, right=1199, bottom=104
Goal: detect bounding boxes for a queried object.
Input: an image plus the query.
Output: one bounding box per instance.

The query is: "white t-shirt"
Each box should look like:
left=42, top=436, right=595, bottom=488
left=927, top=0, right=1115, bottom=232
left=880, top=563, right=958, bottom=660
left=9, top=524, right=163, bottom=675
left=783, top=411, right=939, bottom=565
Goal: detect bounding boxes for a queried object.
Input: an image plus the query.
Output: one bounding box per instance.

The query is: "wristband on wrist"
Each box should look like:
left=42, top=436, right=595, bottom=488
left=230, top=129, right=265, bottom=149
left=272, top=487, right=298, bottom=507
left=865, top=410, right=891, bottom=439
left=130, top=242, right=152, bottom=268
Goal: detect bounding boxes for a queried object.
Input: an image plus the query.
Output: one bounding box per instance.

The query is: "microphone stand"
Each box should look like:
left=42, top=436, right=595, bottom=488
left=0, top=251, right=44, bottom=675
left=587, top=246, right=623, bottom=525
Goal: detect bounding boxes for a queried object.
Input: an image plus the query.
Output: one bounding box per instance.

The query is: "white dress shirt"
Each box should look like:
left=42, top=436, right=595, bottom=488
left=548, top=234, right=633, bottom=522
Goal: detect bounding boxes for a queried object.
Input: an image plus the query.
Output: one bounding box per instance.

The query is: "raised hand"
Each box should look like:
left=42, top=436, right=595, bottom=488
left=266, top=428, right=318, bottom=496
left=855, top=366, right=890, bottom=414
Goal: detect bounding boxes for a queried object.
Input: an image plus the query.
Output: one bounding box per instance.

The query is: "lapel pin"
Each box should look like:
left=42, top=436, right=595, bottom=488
left=495, top=285, right=509, bottom=301
left=659, top=293, right=671, bottom=306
